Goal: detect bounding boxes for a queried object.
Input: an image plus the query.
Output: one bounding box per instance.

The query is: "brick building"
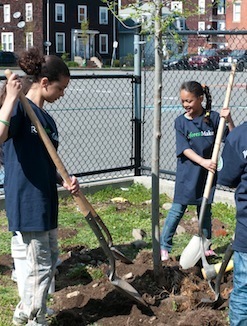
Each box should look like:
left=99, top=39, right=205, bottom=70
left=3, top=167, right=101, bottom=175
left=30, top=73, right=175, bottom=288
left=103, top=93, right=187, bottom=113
left=0, top=0, right=116, bottom=63
left=225, top=0, right=247, bottom=49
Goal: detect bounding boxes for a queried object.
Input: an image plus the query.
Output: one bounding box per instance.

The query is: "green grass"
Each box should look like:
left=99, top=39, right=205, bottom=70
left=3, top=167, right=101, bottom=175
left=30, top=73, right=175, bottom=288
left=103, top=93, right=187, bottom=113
left=0, top=182, right=236, bottom=325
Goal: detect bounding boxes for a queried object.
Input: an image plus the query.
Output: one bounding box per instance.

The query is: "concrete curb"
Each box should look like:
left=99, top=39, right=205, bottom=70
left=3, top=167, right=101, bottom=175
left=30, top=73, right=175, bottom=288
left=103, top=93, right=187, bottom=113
left=134, top=175, right=236, bottom=207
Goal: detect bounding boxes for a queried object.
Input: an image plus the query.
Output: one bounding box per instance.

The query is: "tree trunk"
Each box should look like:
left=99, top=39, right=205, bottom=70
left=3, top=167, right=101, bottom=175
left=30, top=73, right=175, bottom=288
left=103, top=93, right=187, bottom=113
left=152, top=0, right=164, bottom=283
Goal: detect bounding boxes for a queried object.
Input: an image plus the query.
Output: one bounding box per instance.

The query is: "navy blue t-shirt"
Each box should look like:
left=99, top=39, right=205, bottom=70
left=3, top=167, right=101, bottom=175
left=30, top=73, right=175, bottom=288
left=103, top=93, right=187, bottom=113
left=174, top=111, right=225, bottom=205
left=218, top=122, right=247, bottom=253
left=3, top=99, right=59, bottom=232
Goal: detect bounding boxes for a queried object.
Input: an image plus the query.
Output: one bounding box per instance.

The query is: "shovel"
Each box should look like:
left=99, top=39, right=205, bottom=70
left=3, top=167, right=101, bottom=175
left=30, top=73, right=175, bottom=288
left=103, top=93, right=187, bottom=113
left=179, top=63, right=236, bottom=270
left=77, top=197, right=133, bottom=264
left=198, top=237, right=234, bottom=309
left=5, top=70, right=144, bottom=306
left=85, top=213, right=145, bottom=305
left=93, top=214, right=133, bottom=264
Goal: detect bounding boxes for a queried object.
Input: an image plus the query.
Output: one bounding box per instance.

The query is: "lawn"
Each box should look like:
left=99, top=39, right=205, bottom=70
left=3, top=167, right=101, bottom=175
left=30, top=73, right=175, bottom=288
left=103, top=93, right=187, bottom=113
left=0, top=182, right=236, bottom=325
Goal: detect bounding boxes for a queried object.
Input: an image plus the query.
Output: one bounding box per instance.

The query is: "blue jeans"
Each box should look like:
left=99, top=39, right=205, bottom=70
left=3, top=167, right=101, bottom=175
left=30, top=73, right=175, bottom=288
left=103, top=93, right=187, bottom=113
left=160, top=202, right=212, bottom=252
left=230, top=251, right=247, bottom=326
left=14, top=229, right=58, bottom=325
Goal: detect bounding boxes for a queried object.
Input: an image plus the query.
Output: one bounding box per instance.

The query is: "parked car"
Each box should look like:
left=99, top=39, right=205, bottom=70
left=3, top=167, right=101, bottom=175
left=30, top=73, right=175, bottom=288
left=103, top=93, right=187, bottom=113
left=163, top=53, right=189, bottom=70
left=0, top=51, right=17, bottom=66
left=219, top=49, right=247, bottom=72
left=188, top=49, right=230, bottom=70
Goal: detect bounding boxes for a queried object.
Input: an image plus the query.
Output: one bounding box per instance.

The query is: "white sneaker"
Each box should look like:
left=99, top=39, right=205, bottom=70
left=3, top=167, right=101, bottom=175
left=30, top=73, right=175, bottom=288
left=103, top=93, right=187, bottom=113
left=161, top=249, right=169, bottom=261
left=12, top=302, right=28, bottom=326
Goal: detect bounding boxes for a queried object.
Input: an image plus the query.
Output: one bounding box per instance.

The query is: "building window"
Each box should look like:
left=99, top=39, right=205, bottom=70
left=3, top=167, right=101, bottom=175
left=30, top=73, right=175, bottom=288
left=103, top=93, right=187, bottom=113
left=217, top=0, right=225, bottom=15
left=26, top=32, right=33, bottom=49
left=171, top=1, right=183, bottom=13
left=99, top=7, right=108, bottom=24
left=78, top=5, right=87, bottom=23
left=217, top=21, right=225, bottom=31
left=25, top=3, right=33, bottom=22
left=175, top=17, right=186, bottom=30
left=233, top=2, right=241, bottom=22
left=55, top=4, right=65, bottom=22
left=198, top=0, right=205, bottom=15
left=198, top=21, right=205, bottom=31
left=3, top=5, right=10, bottom=23
left=99, top=34, right=108, bottom=54
left=1, top=32, right=14, bottom=51
left=56, top=33, right=65, bottom=53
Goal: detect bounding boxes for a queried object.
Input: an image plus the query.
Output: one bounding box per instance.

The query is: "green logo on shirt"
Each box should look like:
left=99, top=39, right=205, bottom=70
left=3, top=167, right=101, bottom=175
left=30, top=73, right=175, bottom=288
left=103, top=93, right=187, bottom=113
left=188, top=130, right=214, bottom=139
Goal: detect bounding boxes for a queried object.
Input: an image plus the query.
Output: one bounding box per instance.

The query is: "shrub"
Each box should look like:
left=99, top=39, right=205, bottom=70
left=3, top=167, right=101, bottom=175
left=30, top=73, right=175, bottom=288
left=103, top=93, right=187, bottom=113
left=66, top=61, right=79, bottom=68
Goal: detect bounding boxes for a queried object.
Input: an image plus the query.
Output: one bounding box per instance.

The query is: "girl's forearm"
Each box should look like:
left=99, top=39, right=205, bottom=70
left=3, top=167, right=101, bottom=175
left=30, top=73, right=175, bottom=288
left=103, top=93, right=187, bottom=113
left=183, top=148, right=204, bottom=165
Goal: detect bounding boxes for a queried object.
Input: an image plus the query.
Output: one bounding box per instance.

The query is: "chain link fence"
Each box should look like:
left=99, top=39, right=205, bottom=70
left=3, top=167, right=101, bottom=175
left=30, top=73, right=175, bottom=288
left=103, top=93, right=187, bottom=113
left=0, top=31, right=246, bottom=190
left=141, top=30, right=247, bottom=181
left=46, top=75, right=137, bottom=183
left=0, top=74, right=137, bottom=189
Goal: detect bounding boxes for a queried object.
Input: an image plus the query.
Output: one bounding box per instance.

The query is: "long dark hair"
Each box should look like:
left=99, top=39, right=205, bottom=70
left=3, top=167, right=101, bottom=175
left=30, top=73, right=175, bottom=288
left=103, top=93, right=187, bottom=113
left=180, top=81, right=212, bottom=124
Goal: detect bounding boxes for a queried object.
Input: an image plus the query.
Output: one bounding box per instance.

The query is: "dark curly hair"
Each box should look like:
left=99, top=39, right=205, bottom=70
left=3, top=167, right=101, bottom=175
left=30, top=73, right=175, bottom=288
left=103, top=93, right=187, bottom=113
left=18, top=47, right=70, bottom=83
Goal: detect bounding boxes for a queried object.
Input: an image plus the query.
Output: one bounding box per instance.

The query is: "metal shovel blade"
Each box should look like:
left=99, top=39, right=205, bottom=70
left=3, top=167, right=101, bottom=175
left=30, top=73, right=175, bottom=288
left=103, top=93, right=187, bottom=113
left=85, top=212, right=146, bottom=306
left=110, top=246, right=133, bottom=264
left=94, top=214, right=133, bottom=264
left=198, top=239, right=234, bottom=309
left=111, top=276, right=147, bottom=306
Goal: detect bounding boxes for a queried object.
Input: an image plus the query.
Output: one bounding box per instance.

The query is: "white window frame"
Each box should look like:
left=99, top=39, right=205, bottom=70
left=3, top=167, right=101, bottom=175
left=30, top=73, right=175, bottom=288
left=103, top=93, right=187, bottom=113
left=171, top=1, right=183, bottom=13
left=233, top=2, right=241, bottom=22
left=56, top=32, right=65, bottom=53
left=3, top=5, right=10, bottom=23
left=99, top=34, right=108, bottom=54
left=1, top=32, right=14, bottom=51
left=55, top=3, right=65, bottom=23
left=217, top=0, right=225, bottom=15
left=198, top=21, right=205, bottom=31
left=99, top=7, right=108, bottom=24
left=25, top=3, right=33, bottom=22
left=26, top=32, right=33, bottom=49
left=78, top=5, right=87, bottom=23
left=198, top=0, right=205, bottom=15
left=217, top=21, right=225, bottom=31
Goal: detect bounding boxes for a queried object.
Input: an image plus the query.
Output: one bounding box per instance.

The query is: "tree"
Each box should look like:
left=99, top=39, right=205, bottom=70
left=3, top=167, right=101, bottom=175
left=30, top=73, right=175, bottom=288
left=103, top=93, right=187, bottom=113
left=102, top=0, right=209, bottom=282
left=152, top=0, right=164, bottom=282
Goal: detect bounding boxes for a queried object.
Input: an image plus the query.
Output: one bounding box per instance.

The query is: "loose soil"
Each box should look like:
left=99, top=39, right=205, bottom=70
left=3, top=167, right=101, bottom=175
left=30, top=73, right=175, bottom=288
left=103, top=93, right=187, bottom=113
left=0, top=210, right=232, bottom=326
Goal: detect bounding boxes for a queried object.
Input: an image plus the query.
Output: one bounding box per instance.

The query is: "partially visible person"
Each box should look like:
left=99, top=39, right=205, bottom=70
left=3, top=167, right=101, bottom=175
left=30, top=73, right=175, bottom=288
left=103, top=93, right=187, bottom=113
left=0, top=47, right=79, bottom=326
left=218, top=121, right=247, bottom=326
left=0, top=75, right=58, bottom=300
left=160, top=81, right=234, bottom=261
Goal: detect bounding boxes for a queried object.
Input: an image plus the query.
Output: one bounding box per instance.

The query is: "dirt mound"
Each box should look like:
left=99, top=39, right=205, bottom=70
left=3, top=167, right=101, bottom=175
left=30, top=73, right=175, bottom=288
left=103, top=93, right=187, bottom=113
left=50, top=246, right=232, bottom=326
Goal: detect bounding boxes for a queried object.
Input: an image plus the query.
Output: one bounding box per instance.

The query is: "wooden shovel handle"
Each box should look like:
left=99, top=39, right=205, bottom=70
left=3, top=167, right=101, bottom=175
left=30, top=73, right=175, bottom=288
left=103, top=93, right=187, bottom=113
left=203, top=63, right=236, bottom=198
left=5, top=69, right=97, bottom=218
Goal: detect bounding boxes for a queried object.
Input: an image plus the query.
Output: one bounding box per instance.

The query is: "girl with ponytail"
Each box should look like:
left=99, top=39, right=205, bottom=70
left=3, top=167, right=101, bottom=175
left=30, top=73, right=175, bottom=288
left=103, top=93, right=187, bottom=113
left=160, top=81, right=234, bottom=261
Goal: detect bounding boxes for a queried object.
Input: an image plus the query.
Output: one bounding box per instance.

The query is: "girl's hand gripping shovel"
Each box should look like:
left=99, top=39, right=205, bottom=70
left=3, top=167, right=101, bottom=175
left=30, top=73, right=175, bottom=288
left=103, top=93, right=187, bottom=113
left=5, top=70, right=145, bottom=306
left=179, top=63, right=236, bottom=270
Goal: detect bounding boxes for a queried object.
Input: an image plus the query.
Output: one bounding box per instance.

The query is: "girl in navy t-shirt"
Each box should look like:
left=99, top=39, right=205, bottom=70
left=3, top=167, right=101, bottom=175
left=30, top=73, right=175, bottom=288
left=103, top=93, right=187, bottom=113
left=0, top=47, right=79, bottom=325
left=160, top=81, right=234, bottom=261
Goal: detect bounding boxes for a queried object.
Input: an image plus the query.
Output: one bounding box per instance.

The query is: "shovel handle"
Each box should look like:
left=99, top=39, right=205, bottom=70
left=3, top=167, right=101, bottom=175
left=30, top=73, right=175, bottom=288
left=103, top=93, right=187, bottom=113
left=5, top=69, right=96, bottom=218
left=203, top=63, right=236, bottom=199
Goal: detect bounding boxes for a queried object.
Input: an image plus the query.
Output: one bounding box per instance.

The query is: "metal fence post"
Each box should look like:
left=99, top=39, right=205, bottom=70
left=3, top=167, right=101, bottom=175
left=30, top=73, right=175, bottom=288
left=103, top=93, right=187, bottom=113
left=134, top=32, right=142, bottom=176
